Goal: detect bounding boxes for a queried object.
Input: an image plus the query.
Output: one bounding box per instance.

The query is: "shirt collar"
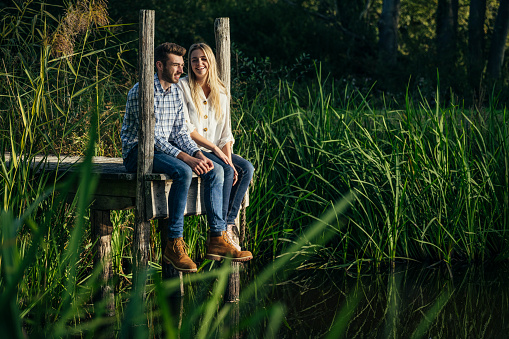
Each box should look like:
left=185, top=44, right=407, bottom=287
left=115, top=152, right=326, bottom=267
left=154, top=73, right=177, bottom=95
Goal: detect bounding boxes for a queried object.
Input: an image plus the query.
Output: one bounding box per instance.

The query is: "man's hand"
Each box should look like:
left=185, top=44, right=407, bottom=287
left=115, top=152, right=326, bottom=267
left=177, top=151, right=214, bottom=175
left=194, top=151, right=214, bottom=173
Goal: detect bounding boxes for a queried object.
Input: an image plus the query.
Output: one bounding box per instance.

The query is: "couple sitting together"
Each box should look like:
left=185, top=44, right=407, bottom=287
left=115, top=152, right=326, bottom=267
left=120, top=42, right=254, bottom=272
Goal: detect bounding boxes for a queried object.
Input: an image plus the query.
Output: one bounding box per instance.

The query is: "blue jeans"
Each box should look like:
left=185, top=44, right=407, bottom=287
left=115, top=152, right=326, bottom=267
left=124, top=146, right=226, bottom=238
left=202, top=152, right=254, bottom=225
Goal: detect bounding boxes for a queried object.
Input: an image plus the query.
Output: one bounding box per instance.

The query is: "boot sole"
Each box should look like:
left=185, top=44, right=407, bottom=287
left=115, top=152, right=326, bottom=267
left=205, top=254, right=253, bottom=262
left=163, top=255, right=197, bottom=273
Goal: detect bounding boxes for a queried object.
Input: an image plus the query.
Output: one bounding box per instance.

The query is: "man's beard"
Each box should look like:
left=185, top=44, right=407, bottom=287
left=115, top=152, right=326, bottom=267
left=161, top=65, right=177, bottom=84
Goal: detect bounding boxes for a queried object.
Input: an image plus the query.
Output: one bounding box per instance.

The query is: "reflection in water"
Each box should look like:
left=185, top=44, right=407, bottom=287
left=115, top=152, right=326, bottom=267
left=261, top=263, right=509, bottom=338
left=125, top=263, right=509, bottom=338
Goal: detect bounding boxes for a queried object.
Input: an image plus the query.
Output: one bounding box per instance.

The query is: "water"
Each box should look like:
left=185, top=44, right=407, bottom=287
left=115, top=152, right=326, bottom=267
left=257, top=263, right=509, bottom=338
left=114, top=262, right=509, bottom=338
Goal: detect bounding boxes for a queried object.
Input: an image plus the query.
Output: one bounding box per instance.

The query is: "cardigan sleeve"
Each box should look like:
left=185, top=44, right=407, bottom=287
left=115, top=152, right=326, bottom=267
left=217, top=92, right=235, bottom=150
left=177, top=78, right=197, bottom=133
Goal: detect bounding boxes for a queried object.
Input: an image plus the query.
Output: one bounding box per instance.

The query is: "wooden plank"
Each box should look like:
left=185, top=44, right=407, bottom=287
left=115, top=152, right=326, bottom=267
left=9, top=152, right=248, bottom=217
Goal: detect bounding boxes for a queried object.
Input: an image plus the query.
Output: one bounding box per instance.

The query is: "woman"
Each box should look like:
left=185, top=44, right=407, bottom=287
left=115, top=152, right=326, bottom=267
left=178, top=42, right=254, bottom=241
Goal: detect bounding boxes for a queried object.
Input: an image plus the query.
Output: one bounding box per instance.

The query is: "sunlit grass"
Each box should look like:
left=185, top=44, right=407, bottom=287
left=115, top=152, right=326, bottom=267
left=234, top=65, right=509, bottom=266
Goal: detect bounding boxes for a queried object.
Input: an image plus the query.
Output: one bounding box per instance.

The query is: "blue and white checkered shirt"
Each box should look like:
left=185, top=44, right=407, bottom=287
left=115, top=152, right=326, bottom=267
left=121, top=74, right=200, bottom=160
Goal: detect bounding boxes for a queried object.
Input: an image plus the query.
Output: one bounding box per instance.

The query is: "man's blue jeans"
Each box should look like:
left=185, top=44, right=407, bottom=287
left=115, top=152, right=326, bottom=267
left=124, top=146, right=226, bottom=238
left=202, top=152, right=254, bottom=225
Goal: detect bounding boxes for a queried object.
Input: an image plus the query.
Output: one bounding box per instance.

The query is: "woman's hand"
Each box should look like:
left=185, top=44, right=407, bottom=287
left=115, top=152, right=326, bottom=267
left=213, top=146, right=232, bottom=166
left=232, top=166, right=238, bottom=186
left=213, top=146, right=238, bottom=185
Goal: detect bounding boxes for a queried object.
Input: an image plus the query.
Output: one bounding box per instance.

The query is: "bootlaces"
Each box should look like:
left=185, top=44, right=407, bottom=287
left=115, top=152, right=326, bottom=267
left=173, top=239, right=189, bottom=257
left=223, top=231, right=239, bottom=247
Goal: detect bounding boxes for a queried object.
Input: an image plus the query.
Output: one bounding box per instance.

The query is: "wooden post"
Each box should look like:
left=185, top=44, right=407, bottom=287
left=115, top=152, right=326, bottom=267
left=91, top=209, right=115, bottom=317
left=134, top=9, right=155, bottom=284
left=215, top=18, right=231, bottom=96
left=215, top=17, right=241, bottom=304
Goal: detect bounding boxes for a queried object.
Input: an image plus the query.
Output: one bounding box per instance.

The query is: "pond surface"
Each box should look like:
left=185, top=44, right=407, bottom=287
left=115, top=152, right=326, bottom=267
left=257, top=262, right=509, bottom=338
left=122, top=262, right=509, bottom=338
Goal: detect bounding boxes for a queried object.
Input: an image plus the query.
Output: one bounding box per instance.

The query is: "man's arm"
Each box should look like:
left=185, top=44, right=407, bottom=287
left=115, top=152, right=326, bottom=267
left=153, top=89, right=200, bottom=158
left=121, top=85, right=141, bottom=159
left=154, top=124, right=186, bottom=158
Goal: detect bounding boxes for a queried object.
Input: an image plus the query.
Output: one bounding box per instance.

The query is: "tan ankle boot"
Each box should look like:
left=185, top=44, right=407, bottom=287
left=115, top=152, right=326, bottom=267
left=206, top=231, right=253, bottom=262
left=163, top=237, right=197, bottom=272
left=205, top=229, right=241, bottom=251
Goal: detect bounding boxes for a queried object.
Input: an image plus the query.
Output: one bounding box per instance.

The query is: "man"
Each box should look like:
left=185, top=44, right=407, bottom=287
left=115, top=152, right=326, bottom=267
left=121, top=42, right=252, bottom=272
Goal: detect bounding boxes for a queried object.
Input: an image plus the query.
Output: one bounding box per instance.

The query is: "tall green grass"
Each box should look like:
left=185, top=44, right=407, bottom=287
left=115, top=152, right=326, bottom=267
left=233, top=65, right=509, bottom=266
left=0, top=0, right=132, bottom=335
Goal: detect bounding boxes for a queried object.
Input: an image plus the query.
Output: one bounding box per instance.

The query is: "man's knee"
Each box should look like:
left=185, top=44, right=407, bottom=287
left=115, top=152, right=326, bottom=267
left=174, top=165, right=193, bottom=185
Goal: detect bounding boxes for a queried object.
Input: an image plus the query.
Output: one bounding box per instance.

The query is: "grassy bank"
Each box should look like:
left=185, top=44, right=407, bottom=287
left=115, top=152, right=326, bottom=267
left=236, top=71, right=509, bottom=266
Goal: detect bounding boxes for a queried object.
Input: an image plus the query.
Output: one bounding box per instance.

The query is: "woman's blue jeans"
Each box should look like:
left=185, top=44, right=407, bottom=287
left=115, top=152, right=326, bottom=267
left=202, top=152, right=254, bottom=225
left=124, top=146, right=226, bottom=238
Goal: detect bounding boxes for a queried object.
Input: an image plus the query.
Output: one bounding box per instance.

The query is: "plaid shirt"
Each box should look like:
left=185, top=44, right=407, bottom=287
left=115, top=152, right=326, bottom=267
left=121, top=74, right=200, bottom=159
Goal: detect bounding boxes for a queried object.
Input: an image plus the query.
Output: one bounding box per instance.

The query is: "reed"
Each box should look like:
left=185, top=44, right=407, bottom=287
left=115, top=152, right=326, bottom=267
left=233, top=65, right=509, bottom=266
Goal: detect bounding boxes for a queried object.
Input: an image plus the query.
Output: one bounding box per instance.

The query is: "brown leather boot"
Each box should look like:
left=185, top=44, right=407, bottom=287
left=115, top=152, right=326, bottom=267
left=205, top=229, right=241, bottom=251
left=163, top=237, right=197, bottom=272
left=206, top=231, right=253, bottom=262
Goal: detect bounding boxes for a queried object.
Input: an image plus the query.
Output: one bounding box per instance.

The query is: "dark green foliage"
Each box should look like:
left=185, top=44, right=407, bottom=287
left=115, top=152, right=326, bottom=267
left=105, top=0, right=509, bottom=105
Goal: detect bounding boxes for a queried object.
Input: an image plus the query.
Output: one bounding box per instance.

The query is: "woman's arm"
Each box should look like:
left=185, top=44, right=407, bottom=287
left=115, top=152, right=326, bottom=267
left=190, top=129, right=235, bottom=170
left=221, top=141, right=233, bottom=163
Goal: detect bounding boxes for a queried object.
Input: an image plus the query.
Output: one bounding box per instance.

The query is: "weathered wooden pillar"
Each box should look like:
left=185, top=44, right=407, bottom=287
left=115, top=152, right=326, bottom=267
left=134, top=9, right=155, bottom=287
left=91, top=209, right=115, bottom=316
left=215, top=18, right=231, bottom=96
left=225, top=224, right=241, bottom=303
left=229, top=301, right=241, bottom=339
left=215, top=17, right=241, bottom=304
left=239, top=194, right=248, bottom=244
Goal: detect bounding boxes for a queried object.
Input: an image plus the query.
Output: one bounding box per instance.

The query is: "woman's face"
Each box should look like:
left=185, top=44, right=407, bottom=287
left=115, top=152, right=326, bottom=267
left=190, top=48, right=209, bottom=81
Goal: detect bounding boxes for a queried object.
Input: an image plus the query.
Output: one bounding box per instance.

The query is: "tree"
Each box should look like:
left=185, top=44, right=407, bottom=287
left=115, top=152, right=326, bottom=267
left=487, top=0, right=509, bottom=79
left=436, top=0, right=459, bottom=72
left=378, top=0, right=401, bottom=67
left=468, top=0, right=487, bottom=89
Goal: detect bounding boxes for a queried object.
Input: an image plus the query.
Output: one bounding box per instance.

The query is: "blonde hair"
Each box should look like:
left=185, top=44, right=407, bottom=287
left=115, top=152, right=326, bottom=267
left=188, top=43, right=227, bottom=120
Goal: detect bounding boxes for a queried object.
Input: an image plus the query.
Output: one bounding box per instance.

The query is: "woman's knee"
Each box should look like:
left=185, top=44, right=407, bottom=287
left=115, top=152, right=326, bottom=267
left=223, top=163, right=234, bottom=181
left=237, top=158, right=254, bottom=180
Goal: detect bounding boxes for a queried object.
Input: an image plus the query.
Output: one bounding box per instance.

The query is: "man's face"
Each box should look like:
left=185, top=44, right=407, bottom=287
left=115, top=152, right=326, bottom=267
left=159, top=53, right=184, bottom=84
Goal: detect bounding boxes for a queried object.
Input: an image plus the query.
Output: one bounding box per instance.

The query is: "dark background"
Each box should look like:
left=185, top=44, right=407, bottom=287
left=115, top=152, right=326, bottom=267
left=2, top=0, right=508, bottom=105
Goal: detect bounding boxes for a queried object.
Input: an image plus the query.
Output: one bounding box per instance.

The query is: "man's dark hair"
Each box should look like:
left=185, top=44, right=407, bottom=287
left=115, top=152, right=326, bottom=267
left=154, top=42, right=186, bottom=66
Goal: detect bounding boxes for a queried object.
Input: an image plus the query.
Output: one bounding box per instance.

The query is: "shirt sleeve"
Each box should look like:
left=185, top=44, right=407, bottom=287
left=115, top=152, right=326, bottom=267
left=217, top=92, right=235, bottom=150
left=121, top=85, right=140, bottom=159
left=154, top=122, right=183, bottom=158
left=177, top=79, right=198, bottom=133
left=153, top=89, right=188, bottom=158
